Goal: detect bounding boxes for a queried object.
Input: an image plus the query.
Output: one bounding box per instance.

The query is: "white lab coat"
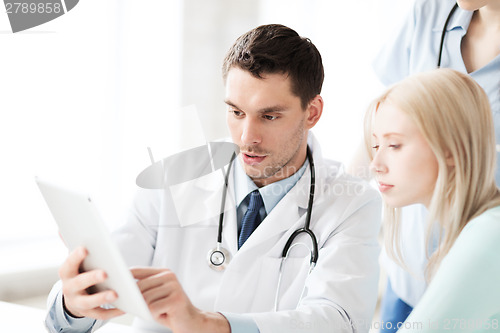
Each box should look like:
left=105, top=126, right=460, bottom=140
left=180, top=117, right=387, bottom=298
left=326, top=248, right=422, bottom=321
left=47, top=135, right=381, bottom=333
left=111, top=135, right=382, bottom=333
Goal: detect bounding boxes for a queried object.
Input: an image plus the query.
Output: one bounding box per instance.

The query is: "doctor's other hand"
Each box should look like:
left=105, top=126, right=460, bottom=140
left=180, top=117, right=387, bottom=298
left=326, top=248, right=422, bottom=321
left=131, top=267, right=230, bottom=333
left=58, top=246, right=124, bottom=320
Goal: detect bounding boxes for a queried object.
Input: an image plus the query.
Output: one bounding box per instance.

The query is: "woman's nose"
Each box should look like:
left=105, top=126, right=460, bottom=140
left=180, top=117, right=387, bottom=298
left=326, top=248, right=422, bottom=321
left=370, top=150, right=387, bottom=174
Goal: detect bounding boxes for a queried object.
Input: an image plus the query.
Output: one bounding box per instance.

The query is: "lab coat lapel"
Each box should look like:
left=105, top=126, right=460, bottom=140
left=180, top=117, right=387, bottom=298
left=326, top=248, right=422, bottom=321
left=220, top=184, right=238, bottom=255
left=198, top=165, right=238, bottom=254
left=170, top=160, right=238, bottom=255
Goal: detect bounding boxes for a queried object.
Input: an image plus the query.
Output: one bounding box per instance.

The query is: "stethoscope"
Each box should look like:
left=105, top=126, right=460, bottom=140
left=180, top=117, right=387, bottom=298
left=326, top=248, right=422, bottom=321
left=207, top=146, right=319, bottom=308
left=437, top=3, right=459, bottom=68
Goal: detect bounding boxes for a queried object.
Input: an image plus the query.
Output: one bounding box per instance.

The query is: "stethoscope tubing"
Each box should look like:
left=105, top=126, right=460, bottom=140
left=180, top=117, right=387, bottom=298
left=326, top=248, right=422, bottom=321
left=437, top=3, right=459, bottom=68
left=281, top=147, right=319, bottom=264
left=210, top=146, right=319, bottom=270
left=217, top=153, right=237, bottom=243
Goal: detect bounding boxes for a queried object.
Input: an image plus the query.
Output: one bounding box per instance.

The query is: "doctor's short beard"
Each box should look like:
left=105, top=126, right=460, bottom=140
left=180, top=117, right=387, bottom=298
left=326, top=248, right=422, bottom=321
left=239, top=121, right=307, bottom=184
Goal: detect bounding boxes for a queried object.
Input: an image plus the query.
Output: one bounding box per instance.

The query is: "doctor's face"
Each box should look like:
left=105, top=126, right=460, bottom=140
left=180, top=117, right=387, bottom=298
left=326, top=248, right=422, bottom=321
left=369, top=101, right=439, bottom=208
left=225, top=67, right=321, bottom=187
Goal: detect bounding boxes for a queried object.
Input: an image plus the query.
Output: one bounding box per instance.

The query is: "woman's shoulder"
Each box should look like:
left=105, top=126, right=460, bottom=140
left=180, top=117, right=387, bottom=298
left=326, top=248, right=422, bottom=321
left=465, top=206, right=500, bottom=230
left=458, top=205, right=500, bottom=250
left=435, top=206, right=500, bottom=281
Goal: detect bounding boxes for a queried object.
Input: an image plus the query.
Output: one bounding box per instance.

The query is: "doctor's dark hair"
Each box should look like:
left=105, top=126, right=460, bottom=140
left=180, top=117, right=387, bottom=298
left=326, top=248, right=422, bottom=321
left=222, top=24, right=324, bottom=109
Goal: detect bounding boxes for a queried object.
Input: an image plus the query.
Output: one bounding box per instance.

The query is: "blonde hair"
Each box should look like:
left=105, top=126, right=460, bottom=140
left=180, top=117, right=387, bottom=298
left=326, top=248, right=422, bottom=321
left=365, top=69, right=500, bottom=278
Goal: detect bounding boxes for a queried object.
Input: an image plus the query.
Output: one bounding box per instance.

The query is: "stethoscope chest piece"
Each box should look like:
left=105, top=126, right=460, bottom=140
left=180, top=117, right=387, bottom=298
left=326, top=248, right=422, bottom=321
left=207, top=244, right=231, bottom=271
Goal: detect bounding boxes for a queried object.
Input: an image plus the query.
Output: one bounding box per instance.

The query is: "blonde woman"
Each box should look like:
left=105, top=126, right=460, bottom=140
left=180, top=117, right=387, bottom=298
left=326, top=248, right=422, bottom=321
left=366, top=1, right=500, bottom=330
left=367, top=68, right=500, bottom=332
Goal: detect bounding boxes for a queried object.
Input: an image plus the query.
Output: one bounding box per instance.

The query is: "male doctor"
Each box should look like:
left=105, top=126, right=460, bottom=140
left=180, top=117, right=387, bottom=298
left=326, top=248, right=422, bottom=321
left=46, top=24, right=382, bottom=333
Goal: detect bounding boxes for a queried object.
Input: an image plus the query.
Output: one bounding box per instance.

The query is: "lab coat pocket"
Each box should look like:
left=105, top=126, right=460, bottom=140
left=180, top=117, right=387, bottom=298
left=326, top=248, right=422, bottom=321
left=255, top=255, right=310, bottom=311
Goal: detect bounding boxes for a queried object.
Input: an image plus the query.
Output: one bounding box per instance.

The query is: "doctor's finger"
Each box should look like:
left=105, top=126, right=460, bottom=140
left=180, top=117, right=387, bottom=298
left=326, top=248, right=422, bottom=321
left=59, top=247, right=88, bottom=279
left=141, top=280, right=179, bottom=304
left=135, top=270, right=177, bottom=293
left=63, top=270, right=108, bottom=295
left=80, top=306, right=125, bottom=321
left=73, top=290, right=119, bottom=311
left=130, top=267, right=170, bottom=280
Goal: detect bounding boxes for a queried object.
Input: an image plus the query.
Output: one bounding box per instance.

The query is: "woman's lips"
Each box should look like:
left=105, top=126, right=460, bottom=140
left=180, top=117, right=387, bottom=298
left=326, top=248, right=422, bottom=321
left=378, top=182, right=394, bottom=193
left=242, top=153, right=266, bottom=165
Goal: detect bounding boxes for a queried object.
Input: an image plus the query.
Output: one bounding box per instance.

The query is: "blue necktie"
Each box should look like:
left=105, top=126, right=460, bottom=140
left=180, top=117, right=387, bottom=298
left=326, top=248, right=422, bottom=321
left=238, top=190, right=264, bottom=249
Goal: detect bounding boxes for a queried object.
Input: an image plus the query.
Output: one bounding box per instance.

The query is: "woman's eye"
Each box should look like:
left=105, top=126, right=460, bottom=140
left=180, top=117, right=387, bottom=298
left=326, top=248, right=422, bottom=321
left=371, top=144, right=379, bottom=150
left=389, top=144, right=401, bottom=149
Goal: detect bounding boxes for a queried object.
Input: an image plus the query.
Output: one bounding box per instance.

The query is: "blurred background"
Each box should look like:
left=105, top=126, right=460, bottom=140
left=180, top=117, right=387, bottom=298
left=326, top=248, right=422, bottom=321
left=0, top=0, right=412, bottom=326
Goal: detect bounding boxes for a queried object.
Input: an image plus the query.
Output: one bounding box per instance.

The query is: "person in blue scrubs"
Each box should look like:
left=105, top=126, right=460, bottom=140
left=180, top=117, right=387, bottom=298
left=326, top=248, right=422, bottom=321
left=371, top=0, right=500, bottom=331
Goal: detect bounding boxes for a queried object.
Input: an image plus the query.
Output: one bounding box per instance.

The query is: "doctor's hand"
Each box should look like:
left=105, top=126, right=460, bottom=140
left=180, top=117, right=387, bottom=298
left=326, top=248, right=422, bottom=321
left=58, top=247, right=125, bottom=320
left=131, top=267, right=230, bottom=333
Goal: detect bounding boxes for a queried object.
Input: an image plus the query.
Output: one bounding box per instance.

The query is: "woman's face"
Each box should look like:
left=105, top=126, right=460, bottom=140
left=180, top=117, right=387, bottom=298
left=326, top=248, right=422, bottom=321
left=369, top=102, right=439, bottom=208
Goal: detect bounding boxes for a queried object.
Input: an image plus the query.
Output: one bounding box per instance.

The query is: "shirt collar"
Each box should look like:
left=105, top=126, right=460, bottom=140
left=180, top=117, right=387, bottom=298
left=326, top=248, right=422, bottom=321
left=233, top=155, right=309, bottom=214
left=435, top=5, right=473, bottom=33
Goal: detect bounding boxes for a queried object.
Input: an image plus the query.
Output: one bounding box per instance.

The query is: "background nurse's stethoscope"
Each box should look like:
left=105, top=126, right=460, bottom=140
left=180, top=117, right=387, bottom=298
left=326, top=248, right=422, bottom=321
left=207, top=146, right=319, bottom=311
left=437, top=3, right=458, bottom=68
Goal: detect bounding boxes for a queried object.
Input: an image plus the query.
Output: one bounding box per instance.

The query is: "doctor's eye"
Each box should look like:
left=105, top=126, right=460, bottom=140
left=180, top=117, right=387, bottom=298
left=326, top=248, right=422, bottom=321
left=263, top=114, right=278, bottom=121
left=230, top=110, right=244, bottom=117
left=371, top=144, right=379, bottom=151
left=389, top=144, right=401, bottom=150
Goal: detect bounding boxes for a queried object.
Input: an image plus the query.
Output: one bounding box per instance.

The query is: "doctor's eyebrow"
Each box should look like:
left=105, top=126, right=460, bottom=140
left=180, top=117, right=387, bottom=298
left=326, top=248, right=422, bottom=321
left=224, top=100, right=289, bottom=113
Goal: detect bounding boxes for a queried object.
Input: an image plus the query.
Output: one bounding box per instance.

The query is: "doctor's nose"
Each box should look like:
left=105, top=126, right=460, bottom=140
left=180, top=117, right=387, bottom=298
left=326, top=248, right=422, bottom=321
left=241, top=118, right=262, bottom=146
left=370, top=151, right=388, bottom=175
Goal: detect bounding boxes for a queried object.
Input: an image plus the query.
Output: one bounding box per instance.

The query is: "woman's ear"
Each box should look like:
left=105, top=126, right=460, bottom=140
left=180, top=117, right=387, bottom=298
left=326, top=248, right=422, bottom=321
left=305, top=95, right=323, bottom=129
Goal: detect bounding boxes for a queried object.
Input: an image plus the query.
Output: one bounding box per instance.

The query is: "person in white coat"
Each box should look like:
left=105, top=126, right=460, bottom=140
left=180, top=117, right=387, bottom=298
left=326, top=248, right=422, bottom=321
left=45, top=24, right=382, bottom=333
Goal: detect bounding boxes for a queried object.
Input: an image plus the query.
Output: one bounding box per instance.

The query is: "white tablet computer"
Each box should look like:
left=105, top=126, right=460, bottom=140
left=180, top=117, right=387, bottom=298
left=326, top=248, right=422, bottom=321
left=35, top=177, right=154, bottom=322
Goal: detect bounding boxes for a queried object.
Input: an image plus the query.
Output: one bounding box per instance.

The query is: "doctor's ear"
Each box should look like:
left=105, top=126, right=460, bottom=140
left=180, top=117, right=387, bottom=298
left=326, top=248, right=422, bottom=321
left=305, top=95, right=323, bottom=129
